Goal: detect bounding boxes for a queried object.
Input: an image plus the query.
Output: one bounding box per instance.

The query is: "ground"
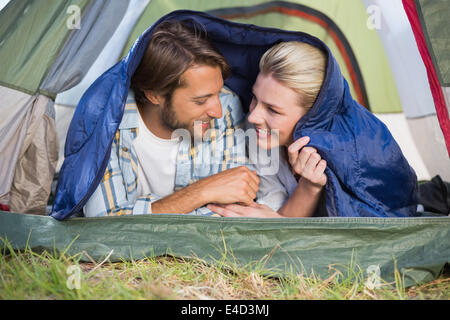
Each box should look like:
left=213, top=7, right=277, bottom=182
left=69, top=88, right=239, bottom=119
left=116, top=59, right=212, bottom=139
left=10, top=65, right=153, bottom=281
left=1, top=242, right=449, bottom=300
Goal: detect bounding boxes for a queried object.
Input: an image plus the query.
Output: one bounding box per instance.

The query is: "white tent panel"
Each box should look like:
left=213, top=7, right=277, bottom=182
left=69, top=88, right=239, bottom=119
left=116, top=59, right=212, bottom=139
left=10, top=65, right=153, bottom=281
left=56, top=0, right=150, bottom=107
left=375, top=113, right=431, bottom=181
left=363, top=0, right=436, bottom=119
left=55, top=104, right=76, bottom=172
left=408, top=115, right=450, bottom=181
left=0, top=0, right=10, bottom=11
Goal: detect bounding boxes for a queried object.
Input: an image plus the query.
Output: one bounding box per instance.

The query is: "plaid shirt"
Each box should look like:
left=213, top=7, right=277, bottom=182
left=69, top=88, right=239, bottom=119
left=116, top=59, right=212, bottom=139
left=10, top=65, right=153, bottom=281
left=83, top=87, right=266, bottom=217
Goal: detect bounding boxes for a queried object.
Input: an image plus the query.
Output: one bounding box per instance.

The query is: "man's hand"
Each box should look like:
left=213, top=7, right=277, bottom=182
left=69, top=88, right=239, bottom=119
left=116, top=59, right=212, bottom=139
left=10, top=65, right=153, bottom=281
left=151, top=166, right=260, bottom=214
left=198, top=166, right=260, bottom=206
left=287, top=136, right=327, bottom=191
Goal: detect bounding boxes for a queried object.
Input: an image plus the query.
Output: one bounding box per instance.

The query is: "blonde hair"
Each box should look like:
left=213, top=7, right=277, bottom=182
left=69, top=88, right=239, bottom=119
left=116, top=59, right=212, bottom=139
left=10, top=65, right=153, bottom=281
left=259, top=41, right=327, bottom=109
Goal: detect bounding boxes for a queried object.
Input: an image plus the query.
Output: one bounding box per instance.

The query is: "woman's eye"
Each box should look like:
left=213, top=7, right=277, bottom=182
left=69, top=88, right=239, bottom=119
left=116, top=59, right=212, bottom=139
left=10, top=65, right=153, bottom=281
left=268, top=107, right=280, bottom=115
left=249, top=95, right=257, bottom=109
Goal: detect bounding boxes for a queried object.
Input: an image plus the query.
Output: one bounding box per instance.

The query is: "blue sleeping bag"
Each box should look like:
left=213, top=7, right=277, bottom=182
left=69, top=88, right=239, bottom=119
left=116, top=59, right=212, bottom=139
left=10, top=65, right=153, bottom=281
left=52, top=10, right=418, bottom=220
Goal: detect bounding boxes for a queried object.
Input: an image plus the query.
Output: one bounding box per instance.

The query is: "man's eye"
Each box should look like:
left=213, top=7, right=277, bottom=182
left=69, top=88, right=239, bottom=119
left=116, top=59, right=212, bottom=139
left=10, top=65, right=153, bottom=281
left=195, top=100, right=207, bottom=105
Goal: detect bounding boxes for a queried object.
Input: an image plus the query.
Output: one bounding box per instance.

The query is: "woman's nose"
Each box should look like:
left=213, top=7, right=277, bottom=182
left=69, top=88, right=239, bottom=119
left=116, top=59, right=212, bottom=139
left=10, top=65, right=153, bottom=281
left=247, top=102, right=264, bottom=125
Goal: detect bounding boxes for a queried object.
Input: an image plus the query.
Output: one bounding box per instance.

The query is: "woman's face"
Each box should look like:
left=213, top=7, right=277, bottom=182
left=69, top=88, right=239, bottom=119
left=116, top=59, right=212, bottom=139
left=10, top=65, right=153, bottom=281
left=247, top=72, right=309, bottom=149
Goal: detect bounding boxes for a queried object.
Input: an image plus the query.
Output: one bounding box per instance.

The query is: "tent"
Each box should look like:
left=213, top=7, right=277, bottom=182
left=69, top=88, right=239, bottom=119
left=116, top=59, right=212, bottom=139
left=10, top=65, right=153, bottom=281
left=0, top=0, right=449, bottom=286
left=58, top=0, right=450, bottom=182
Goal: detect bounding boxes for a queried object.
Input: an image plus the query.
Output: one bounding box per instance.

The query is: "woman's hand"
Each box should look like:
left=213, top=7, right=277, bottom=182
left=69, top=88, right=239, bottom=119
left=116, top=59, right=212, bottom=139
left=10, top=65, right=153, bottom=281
left=207, top=202, right=284, bottom=218
left=287, top=136, right=327, bottom=190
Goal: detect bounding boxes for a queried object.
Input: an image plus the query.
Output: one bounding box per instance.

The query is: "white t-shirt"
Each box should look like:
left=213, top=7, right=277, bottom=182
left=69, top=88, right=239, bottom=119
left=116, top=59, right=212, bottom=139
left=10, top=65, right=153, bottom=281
left=133, top=111, right=181, bottom=198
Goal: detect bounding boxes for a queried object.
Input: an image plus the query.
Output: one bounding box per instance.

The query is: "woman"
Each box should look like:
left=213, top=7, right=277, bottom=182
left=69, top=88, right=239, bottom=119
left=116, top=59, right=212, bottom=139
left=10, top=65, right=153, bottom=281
left=208, top=41, right=327, bottom=218
left=208, top=41, right=418, bottom=218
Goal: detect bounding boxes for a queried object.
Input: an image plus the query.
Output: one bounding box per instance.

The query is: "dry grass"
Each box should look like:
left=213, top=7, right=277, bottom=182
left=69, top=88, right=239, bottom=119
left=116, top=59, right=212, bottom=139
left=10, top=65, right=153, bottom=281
left=1, top=239, right=449, bottom=300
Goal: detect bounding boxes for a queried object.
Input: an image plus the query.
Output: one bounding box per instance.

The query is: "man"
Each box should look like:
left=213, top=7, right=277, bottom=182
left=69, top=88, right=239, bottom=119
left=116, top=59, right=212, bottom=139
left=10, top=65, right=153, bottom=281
left=83, top=20, right=271, bottom=217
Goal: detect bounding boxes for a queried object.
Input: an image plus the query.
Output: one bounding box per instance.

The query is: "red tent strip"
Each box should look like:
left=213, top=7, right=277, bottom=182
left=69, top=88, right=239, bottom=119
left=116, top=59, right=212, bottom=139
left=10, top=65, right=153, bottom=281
left=403, top=0, right=450, bottom=157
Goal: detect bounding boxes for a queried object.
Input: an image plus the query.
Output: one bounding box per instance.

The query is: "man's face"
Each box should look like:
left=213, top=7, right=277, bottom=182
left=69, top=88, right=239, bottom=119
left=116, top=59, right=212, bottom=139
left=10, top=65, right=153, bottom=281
left=159, top=64, right=224, bottom=137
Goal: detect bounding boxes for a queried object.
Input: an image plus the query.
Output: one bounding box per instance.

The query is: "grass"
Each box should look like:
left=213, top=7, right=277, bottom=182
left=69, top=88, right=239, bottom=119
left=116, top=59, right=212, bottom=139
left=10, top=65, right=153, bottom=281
left=0, top=238, right=449, bottom=300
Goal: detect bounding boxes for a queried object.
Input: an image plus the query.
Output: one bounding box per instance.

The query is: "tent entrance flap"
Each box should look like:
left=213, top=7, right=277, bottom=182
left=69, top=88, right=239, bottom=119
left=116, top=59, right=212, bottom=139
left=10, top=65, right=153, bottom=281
left=0, top=211, right=448, bottom=287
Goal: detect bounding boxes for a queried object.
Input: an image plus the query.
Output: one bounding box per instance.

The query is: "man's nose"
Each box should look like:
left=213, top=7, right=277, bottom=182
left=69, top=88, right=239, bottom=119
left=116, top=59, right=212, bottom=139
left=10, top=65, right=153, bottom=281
left=207, top=96, right=223, bottom=119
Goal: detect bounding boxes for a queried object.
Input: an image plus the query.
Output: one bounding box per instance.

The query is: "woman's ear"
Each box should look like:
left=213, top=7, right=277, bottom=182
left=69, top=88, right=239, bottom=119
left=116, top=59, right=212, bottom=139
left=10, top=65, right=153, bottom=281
left=144, top=90, right=163, bottom=105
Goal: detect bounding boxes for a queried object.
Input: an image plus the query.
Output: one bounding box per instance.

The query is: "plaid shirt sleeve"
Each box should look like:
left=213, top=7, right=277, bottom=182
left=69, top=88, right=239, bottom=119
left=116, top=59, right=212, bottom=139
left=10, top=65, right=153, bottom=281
left=83, top=131, right=160, bottom=217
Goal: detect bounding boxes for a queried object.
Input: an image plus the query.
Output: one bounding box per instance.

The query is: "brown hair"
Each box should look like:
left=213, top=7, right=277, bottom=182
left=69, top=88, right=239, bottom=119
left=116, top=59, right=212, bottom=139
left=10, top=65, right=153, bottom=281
left=131, top=20, right=230, bottom=106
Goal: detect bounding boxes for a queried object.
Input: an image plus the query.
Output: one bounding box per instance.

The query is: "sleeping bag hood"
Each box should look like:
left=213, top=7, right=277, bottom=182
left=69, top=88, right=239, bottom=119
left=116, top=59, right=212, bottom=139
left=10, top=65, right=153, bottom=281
left=52, top=10, right=418, bottom=220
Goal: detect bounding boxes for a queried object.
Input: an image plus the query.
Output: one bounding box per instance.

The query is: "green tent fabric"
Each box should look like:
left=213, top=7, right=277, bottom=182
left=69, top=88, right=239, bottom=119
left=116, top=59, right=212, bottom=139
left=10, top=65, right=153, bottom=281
left=416, top=0, right=450, bottom=86
left=1, top=210, right=448, bottom=287
left=0, top=0, right=89, bottom=95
